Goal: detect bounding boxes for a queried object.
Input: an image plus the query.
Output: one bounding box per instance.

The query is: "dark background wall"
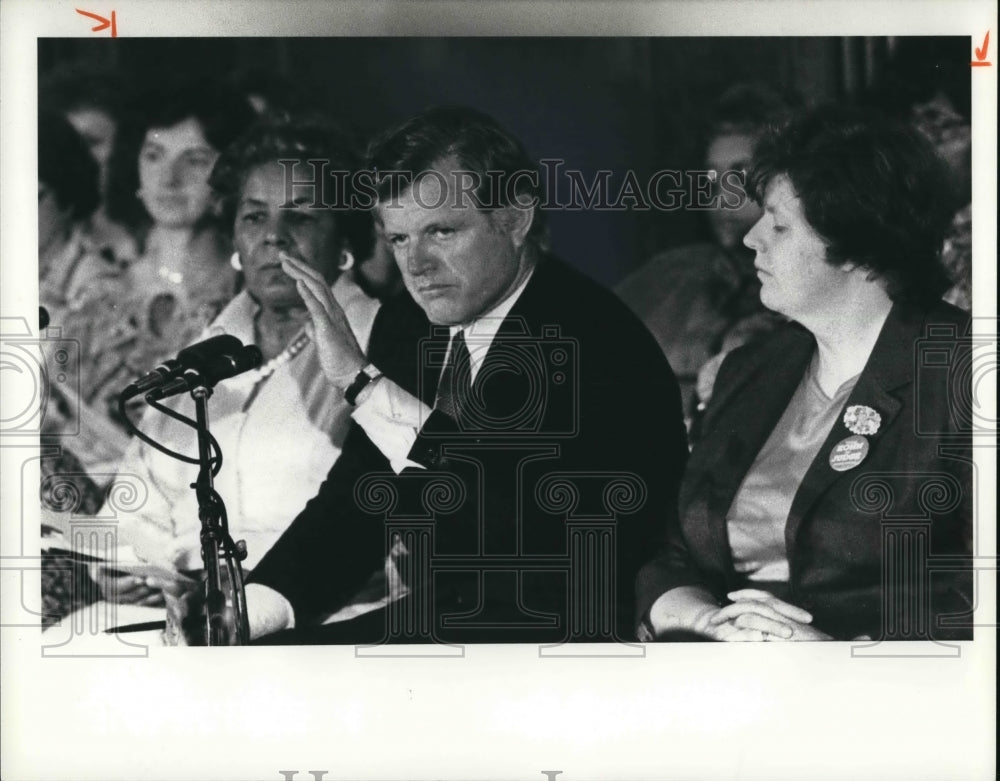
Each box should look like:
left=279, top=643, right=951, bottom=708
left=39, top=36, right=969, bottom=286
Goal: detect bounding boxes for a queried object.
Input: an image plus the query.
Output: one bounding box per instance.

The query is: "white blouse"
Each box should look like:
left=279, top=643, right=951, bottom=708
left=108, top=271, right=380, bottom=572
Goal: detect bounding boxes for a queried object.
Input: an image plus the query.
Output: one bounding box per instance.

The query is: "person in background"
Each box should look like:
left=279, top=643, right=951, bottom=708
left=37, top=110, right=133, bottom=478
left=911, top=93, right=971, bottom=311
left=868, top=37, right=972, bottom=312
left=106, top=78, right=258, bottom=349
left=64, top=78, right=257, bottom=464
left=72, top=115, right=395, bottom=636
left=40, top=62, right=138, bottom=264
left=238, top=66, right=407, bottom=305
left=225, top=65, right=319, bottom=118
left=225, top=67, right=407, bottom=305
left=37, top=112, right=116, bottom=625
left=636, top=107, right=972, bottom=642
left=616, top=83, right=791, bottom=432
left=38, top=110, right=117, bottom=328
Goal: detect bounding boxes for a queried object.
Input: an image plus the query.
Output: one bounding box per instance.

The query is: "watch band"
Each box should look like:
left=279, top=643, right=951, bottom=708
left=344, top=363, right=382, bottom=406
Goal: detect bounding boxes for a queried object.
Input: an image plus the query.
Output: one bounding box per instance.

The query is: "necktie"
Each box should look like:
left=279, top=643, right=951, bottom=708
left=435, top=330, right=473, bottom=422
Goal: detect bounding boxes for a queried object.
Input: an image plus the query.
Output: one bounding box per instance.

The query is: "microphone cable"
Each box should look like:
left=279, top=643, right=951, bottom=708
left=117, top=390, right=224, bottom=476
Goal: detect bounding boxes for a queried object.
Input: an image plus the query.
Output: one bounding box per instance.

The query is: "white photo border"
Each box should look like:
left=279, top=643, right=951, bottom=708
left=2, top=2, right=996, bottom=780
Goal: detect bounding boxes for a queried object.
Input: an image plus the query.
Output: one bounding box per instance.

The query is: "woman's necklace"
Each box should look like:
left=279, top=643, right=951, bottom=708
left=250, top=330, right=311, bottom=382
left=234, top=329, right=311, bottom=413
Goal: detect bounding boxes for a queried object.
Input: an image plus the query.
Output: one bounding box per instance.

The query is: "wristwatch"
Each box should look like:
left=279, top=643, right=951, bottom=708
left=344, top=363, right=383, bottom=406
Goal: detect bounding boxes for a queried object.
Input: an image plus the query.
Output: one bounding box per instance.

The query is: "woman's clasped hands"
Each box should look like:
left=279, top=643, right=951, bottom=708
left=707, top=589, right=832, bottom=641
left=649, top=585, right=853, bottom=641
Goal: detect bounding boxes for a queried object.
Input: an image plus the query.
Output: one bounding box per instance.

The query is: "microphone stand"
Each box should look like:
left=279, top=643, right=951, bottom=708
left=190, top=384, right=250, bottom=645
left=119, top=336, right=262, bottom=645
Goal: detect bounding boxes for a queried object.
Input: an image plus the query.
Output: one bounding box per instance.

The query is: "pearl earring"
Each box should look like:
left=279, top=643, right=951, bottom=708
left=337, top=251, right=355, bottom=272
left=230, top=252, right=243, bottom=271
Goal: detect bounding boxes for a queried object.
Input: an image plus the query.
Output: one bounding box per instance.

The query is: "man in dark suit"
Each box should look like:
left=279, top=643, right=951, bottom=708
left=238, top=106, right=688, bottom=644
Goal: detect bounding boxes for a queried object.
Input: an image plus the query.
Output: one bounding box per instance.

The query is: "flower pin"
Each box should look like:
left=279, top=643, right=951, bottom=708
left=843, top=404, right=881, bottom=436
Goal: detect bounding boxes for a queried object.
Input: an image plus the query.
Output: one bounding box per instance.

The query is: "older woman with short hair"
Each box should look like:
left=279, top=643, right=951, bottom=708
left=89, top=115, right=400, bottom=627
left=637, top=106, right=972, bottom=642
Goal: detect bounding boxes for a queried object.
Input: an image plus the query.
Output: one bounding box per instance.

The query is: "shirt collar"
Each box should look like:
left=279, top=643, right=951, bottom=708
left=448, top=266, right=535, bottom=380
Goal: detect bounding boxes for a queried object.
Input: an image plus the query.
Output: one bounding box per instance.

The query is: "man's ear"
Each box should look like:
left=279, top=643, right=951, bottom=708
left=495, top=203, right=534, bottom=249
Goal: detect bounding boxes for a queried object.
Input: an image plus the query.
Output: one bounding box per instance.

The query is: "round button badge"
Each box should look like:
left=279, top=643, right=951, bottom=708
left=829, top=434, right=870, bottom=472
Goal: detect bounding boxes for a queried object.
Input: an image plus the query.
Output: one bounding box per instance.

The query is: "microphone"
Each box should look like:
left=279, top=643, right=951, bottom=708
left=122, top=335, right=248, bottom=398
left=128, top=358, right=184, bottom=394
left=148, top=344, right=263, bottom=400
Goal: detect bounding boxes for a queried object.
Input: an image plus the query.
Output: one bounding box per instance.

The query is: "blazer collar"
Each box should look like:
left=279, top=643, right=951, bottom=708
left=784, top=301, right=923, bottom=554
left=701, top=324, right=815, bottom=581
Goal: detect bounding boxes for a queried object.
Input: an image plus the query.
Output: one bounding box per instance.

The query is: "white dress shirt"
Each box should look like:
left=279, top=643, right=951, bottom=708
left=109, top=271, right=381, bottom=572
left=351, top=268, right=535, bottom=471
left=245, top=268, right=536, bottom=639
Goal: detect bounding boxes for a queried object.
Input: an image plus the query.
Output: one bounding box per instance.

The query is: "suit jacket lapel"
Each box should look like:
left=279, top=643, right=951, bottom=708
left=464, top=260, right=548, bottom=415
left=784, top=303, right=918, bottom=558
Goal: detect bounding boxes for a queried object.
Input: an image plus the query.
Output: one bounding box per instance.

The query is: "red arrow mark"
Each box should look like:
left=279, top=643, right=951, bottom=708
left=76, top=9, right=117, bottom=38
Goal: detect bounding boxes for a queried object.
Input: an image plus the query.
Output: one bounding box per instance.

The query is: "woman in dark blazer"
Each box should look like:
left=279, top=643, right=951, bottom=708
left=636, top=106, right=974, bottom=641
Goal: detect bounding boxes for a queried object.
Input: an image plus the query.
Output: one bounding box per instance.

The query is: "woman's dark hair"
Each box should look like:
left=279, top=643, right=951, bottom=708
left=706, top=81, right=794, bottom=142
left=39, top=62, right=128, bottom=121
left=224, top=66, right=321, bottom=117
left=366, top=105, right=548, bottom=254
left=867, top=37, right=971, bottom=123
left=209, top=112, right=374, bottom=259
left=747, top=106, right=955, bottom=306
left=38, top=109, right=100, bottom=220
left=105, top=77, right=256, bottom=230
